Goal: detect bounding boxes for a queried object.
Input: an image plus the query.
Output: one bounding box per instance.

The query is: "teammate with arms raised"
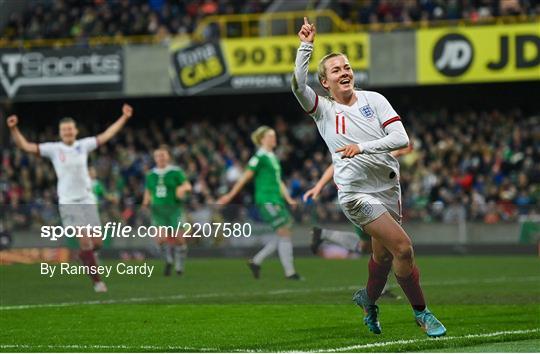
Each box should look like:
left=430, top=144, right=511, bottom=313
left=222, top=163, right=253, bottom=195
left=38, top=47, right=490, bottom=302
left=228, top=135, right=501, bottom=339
left=218, top=126, right=301, bottom=280
left=292, top=18, right=446, bottom=337
left=143, top=145, right=191, bottom=276
left=6, top=104, right=133, bottom=292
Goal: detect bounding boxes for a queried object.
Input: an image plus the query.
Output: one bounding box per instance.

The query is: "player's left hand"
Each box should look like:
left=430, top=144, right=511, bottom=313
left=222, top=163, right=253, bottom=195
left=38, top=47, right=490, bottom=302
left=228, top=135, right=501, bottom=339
left=122, top=104, right=133, bottom=119
left=336, top=144, right=362, bottom=158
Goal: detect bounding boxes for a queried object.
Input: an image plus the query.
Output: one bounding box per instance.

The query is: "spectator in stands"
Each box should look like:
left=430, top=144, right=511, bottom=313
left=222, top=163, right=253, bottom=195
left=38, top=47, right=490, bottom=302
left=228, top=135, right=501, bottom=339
left=3, top=0, right=539, bottom=42
left=1, top=0, right=273, bottom=41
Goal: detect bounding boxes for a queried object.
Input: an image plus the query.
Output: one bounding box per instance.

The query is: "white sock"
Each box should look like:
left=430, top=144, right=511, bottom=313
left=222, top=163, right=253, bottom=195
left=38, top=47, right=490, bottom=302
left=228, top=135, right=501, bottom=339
left=161, top=244, right=173, bottom=264
left=321, top=229, right=360, bottom=252
left=278, top=237, right=295, bottom=277
left=174, top=244, right=188, bottom=272
left=252, top=236, right=279, bottom=265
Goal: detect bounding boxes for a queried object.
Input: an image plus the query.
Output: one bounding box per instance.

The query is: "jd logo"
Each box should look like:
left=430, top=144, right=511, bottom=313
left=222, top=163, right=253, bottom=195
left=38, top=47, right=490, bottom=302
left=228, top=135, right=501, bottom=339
left=487, top=34, right=539, bottom=70
left=433, top=33, right=474, bottom=77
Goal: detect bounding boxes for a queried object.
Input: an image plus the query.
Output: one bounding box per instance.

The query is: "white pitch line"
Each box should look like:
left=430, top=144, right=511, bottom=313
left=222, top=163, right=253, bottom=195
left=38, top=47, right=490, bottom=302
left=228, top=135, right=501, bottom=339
left=310, top=328, right=540, bottom=353
left=0, top=329, right=538, bottom=352
left=1, top=275, right=538, bottom=311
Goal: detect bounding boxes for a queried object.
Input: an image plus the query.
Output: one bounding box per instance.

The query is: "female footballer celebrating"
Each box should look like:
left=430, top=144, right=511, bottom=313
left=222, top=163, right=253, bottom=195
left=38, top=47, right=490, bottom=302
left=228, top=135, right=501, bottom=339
left=217, top=126, right=301, bottom=280
left=292, top=17, right=445, bottom=337
left=7, top=104, right=133, bottom=292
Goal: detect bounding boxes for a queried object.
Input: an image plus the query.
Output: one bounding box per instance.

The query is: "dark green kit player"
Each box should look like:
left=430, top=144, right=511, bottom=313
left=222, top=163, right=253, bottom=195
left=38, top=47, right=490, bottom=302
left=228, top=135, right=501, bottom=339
left=218, top=126, right=301, bottom=280
left=143, top=145, right=192, bottom=276
left=248, top=148, right=291, bottom=231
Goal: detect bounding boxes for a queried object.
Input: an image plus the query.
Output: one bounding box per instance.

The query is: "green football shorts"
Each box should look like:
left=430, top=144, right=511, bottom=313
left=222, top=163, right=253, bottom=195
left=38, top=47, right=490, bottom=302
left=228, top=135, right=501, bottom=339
left=257, top=203, right=292, bottom=230
left=151, top=205, right=182, bottom=228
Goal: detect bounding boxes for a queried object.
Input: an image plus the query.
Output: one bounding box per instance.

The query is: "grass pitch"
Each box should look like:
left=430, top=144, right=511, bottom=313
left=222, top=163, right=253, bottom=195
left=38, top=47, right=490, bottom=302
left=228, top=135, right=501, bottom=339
left=0, top=256, right=539, bottom=352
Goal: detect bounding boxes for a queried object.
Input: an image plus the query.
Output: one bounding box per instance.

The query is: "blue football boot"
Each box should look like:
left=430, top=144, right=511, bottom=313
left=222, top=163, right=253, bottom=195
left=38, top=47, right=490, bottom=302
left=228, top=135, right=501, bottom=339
left=414, top=308, right=447, bottom=337
left=352, top=288, right=382, bottom=334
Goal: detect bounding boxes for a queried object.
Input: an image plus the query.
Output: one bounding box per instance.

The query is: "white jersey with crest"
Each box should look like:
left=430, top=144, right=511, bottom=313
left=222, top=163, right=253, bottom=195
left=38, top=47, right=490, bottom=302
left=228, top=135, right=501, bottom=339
left=310, top=90, right=401, bottom=194
left=38, top=137, right=98, bottom=204
left=291, top=41, right=408, bottom=197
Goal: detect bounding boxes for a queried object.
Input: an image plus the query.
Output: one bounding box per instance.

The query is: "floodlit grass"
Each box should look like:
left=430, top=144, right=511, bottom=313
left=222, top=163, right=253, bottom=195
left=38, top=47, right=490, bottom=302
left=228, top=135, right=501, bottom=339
left=1, top=256, right=539, bottom=352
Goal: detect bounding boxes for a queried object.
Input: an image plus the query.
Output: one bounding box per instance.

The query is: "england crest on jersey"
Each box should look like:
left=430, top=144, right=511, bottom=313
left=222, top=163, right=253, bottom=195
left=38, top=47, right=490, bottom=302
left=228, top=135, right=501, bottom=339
left=359, top=105, right=374, bottom=119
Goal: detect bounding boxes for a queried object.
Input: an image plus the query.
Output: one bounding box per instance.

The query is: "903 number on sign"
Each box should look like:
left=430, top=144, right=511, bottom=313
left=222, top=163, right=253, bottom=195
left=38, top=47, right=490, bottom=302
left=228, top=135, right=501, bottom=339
left=222, top=33, right=369, bottom=75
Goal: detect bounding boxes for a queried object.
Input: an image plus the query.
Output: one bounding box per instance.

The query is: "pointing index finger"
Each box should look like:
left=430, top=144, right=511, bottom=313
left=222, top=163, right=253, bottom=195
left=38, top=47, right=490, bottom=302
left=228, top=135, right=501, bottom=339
left=304, top=17, right=309, bottom=26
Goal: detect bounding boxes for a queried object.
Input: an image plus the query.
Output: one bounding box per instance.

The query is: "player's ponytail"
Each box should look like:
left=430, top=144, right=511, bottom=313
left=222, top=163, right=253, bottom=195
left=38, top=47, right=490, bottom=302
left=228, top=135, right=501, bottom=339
left=251, top=126, right=272, bottom=146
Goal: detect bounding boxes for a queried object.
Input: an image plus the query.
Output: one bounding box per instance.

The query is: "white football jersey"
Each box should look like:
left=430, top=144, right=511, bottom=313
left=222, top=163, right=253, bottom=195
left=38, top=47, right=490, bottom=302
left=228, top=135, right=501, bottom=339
left=39, top=137, right=98, bottom=204
left=310, top=90, right=401, bottom=194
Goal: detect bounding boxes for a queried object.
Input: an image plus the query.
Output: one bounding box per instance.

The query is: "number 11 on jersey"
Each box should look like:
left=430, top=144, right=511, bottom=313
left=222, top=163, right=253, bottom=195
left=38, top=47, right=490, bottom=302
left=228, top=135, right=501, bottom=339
left=336, top=114, right=346, bottom=134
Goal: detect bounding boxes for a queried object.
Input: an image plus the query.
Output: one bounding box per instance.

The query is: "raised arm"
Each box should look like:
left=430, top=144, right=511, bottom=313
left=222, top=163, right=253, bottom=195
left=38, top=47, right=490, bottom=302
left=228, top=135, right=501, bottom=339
left=96, top=104, right=133, bottom=145
left=217, top=169, right=255, bottom=205
left=291, top=17, right=318, bottom=114
left=303, top=164, right=334, bottom=201
left=6, top=115, right=39, bottom=154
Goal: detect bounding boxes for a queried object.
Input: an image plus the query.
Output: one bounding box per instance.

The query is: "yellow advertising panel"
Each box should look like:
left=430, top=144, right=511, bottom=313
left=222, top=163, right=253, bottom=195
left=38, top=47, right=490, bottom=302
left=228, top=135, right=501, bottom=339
left=418, top=23, right=540, bottom=84
left=222, top=33, right=369, bottom=75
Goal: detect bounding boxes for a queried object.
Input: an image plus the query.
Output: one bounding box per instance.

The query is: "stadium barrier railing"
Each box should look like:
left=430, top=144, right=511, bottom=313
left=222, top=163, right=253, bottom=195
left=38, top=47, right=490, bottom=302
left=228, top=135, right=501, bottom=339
left=193, top=11, right=539, bottom=40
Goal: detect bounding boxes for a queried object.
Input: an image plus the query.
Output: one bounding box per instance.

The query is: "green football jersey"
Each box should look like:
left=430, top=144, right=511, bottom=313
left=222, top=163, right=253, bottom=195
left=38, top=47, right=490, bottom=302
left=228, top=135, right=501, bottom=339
left=92, top=179, right=105, bottom=200
left=145, top=165, right=187, bottom=206
left=247, top=149, right=284, bottom=204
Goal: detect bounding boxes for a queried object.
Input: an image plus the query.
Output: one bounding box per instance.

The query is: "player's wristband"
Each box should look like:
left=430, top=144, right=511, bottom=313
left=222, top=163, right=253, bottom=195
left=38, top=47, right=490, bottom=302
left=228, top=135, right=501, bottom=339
left=357, top=144, right=364, bottom=154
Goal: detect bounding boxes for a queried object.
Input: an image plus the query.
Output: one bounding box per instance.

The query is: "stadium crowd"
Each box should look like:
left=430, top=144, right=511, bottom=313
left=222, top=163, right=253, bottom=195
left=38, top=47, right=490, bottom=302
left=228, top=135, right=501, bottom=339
left=2, top=0, right=538, bottom=42
left=2, top=107, right=539, bottom=231
left=1, top=0, right=272, bottom=41
left=334, top=0, right=539, bottom=24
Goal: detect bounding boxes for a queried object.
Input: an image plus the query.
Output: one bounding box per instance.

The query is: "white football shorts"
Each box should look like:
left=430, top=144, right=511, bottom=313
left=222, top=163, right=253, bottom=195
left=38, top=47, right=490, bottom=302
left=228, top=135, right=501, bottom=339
left=59, top=196, right=101, bottom=228
left=338, top=184, right=402, bottom=227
